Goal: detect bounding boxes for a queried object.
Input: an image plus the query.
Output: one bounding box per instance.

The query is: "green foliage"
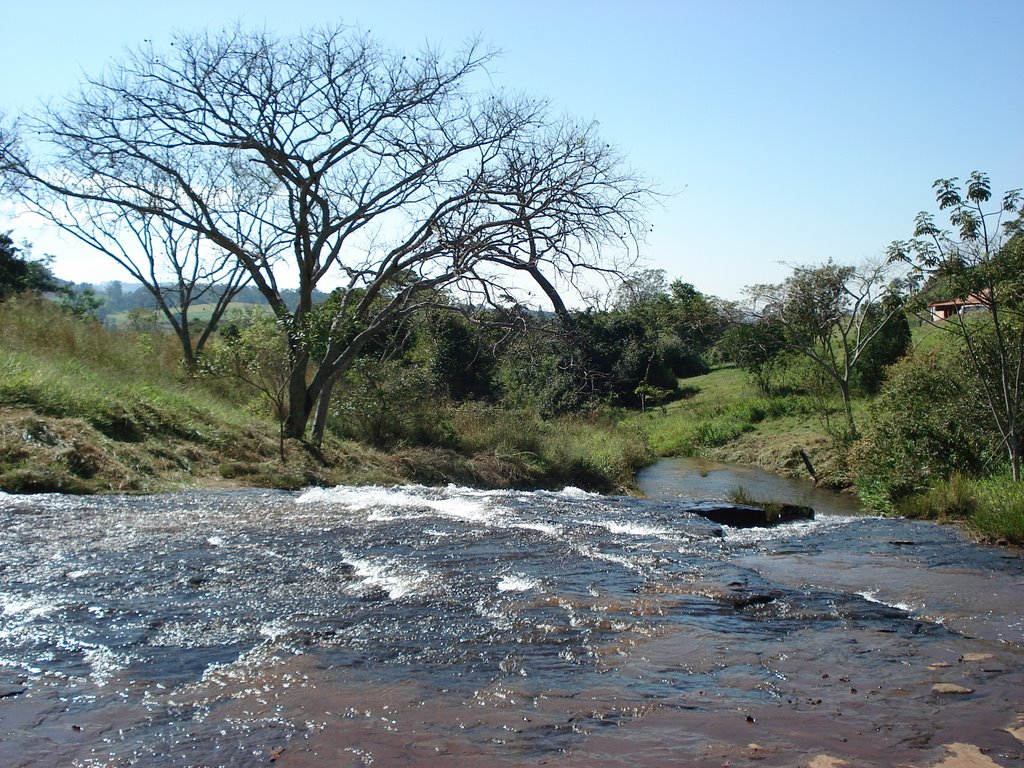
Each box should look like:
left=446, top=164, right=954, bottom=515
left=888, top=171, right=1024, bottom=479
left=719, top=318, right=788, bottom=395
left=851, top=346, right=995, bottom=511
left=57, top=285, right=105, bottom=319
left=968, top=474, right=1024, bottom=543
left=852, top=299, right=911, bottom=395
left=329, top=358, right=456, bottom=449
left=0, top=233, right=61, bottom=300
left=897, top=472, right=977, bottom=520
left=409, top=309, right=499, bottom=401
left=746, top=259, right=906, bottom=437
left=887, top=472, right=1024, bottom=544
left=453, top=403, right=546, bottom=457
left=495, top=330, right=591, bottom=417
left=208, top=308, right=293, bottom=414
left=452, top=403, right=652, bottom=491
left=0, top=294, right=652, bottom=494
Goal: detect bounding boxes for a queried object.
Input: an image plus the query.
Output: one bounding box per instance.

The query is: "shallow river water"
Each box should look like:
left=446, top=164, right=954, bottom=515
left=0, top=464, right=1022, bottom=767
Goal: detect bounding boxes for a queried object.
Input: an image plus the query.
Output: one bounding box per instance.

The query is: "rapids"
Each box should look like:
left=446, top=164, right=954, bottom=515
left=0, top=478, right=1021, bottom=767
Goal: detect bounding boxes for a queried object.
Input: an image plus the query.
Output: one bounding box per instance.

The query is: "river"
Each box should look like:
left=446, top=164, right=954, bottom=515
left=0, top=461, right=1022, bottom=767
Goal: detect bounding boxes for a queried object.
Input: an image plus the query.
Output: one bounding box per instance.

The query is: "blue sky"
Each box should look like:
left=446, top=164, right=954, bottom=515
left=3, top=0, right=1022, bottom=300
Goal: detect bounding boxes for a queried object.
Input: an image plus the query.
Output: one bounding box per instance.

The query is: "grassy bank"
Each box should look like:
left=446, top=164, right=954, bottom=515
left=626, top=362, right=1023, bottom=545
left=0, top=296, right=651, bottom=495
left=622, top=366, right=850, bottom=488
left=893, top=473, right=1024, bottom=544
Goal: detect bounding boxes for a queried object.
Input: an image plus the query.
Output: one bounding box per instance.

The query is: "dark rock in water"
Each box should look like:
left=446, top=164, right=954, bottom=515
left=728, top=591, right=782, bottom=609
left=685, top=501, right=814, bottom=528
left=0, top=683, right=27, bottom=699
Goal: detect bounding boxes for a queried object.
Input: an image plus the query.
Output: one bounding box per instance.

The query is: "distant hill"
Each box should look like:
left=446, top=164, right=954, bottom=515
left=61, top=281, right=330, bottom=323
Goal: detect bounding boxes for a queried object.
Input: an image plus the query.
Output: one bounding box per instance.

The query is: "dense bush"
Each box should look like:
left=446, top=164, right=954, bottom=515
left=328, top=359, right=456, bottom=449
left=850, top=347, right=995, bottom=511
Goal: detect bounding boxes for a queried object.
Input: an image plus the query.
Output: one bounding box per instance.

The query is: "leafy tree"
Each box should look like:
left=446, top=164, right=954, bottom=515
left=719, top=317, right=788, bottom=396
left=659, top=280, right=731, bottom=377
left=7, top=25, right=653, bottom=444
left=409, top=307, right=501, bottom=402
left=0, top=233, right=61, bottom=300
left=597, top=273, right=728, bottom=406
left=495, top=321, right=592, bottom=416
left=851, top=294, right=911, bottom=395
left=57, top=285, right=105, bottom=319
left=888, top=172, right=1024, bottom=479
left=747, top=259, right=906, bottom=438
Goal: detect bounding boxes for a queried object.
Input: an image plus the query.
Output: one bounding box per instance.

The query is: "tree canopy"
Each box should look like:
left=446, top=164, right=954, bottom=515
left=746, top=259, right=906, bottom=437
left=0, top=233, right=61, bottom=300
left=888, top=172, right=1024, bottom=480
left=4, top=24, right=654, bottom=441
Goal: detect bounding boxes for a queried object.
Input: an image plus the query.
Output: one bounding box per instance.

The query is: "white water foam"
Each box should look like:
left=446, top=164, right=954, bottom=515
left=511, top=521, right=563, bottom=536
left=858, top=590, right=917, bottom=614
left=721, top=513, right=864, bottom=546
left=601, top=520, right=671, bottom=537
left=0, top=594, right=57, bottom=620
left=297, top=485, right=497, bottom=525
left=345, top=557, right=430, bottom=600
left=557, top=486, right=600, bottom=499
left=497, top=574, right=540, bottom=592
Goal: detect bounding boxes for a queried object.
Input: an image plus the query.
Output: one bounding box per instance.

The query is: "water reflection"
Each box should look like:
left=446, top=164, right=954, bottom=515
left=637, top=455, right=863, bottom=516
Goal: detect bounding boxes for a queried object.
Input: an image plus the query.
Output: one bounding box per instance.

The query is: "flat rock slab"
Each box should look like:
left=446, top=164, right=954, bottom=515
left=684, top=501, right=815, bottom=528
left=932, top=683, right=974, bottom=695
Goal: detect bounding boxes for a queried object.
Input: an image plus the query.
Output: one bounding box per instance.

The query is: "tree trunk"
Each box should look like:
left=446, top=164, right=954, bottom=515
left=838, top=379, right=857, bottom=439
left=310, top=373, right=340, bottom=449
left=283, top=355, right=314, bottom=440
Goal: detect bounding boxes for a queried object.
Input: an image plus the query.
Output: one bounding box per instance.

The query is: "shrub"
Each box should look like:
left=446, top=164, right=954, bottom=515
left=851, top=348, right=995, bottom=511
left=329, top=358, right=456, bottom=449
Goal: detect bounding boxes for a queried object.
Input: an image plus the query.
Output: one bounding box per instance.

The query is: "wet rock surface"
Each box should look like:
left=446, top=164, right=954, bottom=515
left=0, top=485, right=1021, bottom=767
left=687, top=500, right=816, bottom=527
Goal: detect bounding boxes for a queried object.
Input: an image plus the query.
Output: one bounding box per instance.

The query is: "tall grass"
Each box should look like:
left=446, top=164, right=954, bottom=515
left=896, top=471, right=1024, bottom=544
left=969, top=475, right=1024, bottom=543
left=0, top=296, right=253, bottom=434
left=452, top=402, right=652, bottom=491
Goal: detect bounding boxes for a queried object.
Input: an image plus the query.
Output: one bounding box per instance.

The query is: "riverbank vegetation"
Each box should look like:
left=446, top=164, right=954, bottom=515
left=0, top=23, right=1021, bottom=543
left=0, top=295, right=651, bottom=494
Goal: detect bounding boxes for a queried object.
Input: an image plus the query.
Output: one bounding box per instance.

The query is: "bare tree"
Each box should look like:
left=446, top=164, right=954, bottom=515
left=747, top=259, right=906, bottom=438
left=0, top=114, right=23, bottom=197
left=30, top=195, right=252, bottom=368
left=4, top=25, right=653, bottom=442
left=888, top=172, right=1024, bottom=480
